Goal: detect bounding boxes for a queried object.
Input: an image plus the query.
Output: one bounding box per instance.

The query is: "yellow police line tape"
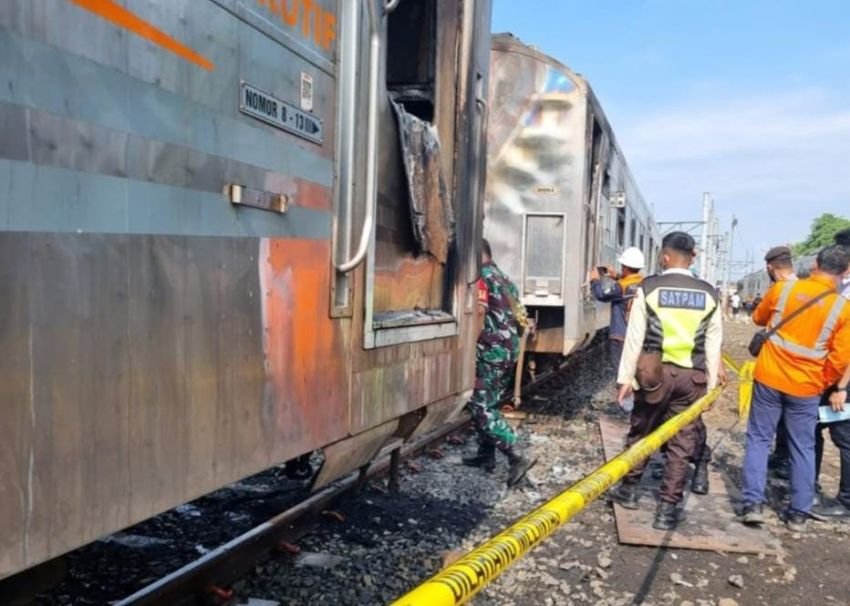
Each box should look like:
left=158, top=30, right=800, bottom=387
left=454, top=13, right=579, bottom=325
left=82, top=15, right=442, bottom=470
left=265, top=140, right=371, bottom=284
left=722, top=352, right=755, bottom=420
left=391, top=385, right=724, bottom=606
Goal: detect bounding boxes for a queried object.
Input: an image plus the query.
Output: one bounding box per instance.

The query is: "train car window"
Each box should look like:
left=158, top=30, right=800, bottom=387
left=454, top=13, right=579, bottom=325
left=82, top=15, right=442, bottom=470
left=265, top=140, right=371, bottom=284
left=386, top=0, right=437, bottom=121
left=617, top=208, right=626, bottom=248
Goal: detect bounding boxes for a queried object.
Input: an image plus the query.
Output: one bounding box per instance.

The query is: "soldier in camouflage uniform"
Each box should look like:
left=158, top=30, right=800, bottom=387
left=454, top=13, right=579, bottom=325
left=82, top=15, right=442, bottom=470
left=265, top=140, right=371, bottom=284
left=463, top=239, right=537, bottom=487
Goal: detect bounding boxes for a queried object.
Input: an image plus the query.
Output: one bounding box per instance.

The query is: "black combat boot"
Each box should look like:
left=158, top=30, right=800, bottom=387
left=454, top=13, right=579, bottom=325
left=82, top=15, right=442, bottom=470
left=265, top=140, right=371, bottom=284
left=506, top=448, right=537, bottom=487
left=691, top=461, right=710, bottom=495
left=609, top=481, right=641, bottom=510
left=653, top=502, right=687, bottom=530
left=462, top=443, right=496, bottom=473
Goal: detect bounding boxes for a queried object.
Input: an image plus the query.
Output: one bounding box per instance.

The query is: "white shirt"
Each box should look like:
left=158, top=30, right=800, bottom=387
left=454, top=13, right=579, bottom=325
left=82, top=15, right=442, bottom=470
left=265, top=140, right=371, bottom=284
left=842, top=276, right=850, bottom=300
left=617, top=268, right=723, bottom=390
left=731, top=294, right=742, bottom=308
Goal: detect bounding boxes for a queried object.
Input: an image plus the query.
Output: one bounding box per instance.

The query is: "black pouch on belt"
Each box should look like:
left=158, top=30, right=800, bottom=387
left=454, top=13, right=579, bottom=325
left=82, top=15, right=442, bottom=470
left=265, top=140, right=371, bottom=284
left=748, top=330, right=768, bottom=357
left=636, top=349, right=664, bottom=405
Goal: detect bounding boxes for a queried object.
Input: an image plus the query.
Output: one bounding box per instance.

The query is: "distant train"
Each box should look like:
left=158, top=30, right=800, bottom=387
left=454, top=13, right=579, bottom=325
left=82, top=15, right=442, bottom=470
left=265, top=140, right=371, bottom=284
left=0, top=2, right=661, bottom=590
left=484, top=34, right=661, bottom=358
left=737, top=254, right=816, bottom=300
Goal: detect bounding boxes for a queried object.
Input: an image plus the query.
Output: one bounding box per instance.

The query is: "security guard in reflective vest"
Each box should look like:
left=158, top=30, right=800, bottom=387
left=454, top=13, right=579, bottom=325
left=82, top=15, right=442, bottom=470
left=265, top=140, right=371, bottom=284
left=611, top=231, right=724, bottom=530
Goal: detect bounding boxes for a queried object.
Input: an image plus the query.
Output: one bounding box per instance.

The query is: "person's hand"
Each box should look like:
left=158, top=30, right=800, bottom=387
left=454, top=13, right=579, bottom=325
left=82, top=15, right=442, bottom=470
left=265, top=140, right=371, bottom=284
left=588, top=267, right=600, bottom=282
left=606, top=265, right=617, bottom=278
left=717, top=363, right=729, bottom=388
left=830, top=389, right=848, bottom=413
left=617, top=383, right=634, bottom=407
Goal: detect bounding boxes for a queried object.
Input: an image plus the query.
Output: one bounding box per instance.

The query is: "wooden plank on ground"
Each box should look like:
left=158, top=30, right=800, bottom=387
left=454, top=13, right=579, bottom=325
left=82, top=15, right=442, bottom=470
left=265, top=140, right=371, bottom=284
left=598, top=415, right=782, bottom=555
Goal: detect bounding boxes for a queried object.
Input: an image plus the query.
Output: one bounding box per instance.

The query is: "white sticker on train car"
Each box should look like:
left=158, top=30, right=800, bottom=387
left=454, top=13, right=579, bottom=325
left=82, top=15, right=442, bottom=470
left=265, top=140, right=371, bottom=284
left=239, top=82, right=323, bottom=144
left=300, top=72, right=314, bottom=112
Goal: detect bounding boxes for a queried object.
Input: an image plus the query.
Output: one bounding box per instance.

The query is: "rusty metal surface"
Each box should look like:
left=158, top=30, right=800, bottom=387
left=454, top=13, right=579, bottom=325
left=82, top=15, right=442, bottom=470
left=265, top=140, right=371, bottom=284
left=311, top=419, right=400, bottom=491
left=0, top=0, right=494, bottom=583
left=0, top=233, right=350, bottom=579
left=390, top=98, right=454, bottom=264
left=599, top=416, right=782, bottom=555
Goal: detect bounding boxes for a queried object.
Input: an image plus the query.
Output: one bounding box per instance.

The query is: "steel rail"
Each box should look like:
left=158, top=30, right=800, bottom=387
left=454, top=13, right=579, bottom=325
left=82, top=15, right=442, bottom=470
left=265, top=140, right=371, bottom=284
left=114, top=348, right=604, bottom=605
left=114, top=417, right=469, bottom=606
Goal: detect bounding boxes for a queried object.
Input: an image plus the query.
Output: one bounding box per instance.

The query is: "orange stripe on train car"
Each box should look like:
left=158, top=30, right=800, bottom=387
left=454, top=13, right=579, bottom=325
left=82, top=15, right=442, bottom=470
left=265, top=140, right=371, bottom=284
left=68, top=0, right=215, bottom=71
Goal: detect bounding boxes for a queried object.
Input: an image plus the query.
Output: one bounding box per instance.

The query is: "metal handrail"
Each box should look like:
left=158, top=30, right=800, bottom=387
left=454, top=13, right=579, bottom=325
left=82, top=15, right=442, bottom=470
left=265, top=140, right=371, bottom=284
left=384, top=0, right=402, bottom=14
left=336, top=0, right=383, bottom=273
left=468, top=96, right=488, bottom=284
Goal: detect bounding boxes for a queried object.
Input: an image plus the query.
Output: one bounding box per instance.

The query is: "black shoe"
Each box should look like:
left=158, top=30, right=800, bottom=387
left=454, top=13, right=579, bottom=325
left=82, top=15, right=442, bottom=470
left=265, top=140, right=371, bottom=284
left=810, top=499, right=850, bottom=521
left=691, top=462, right=710, bottom=495
left=784, top=511, right=809, bottom=533
left=652, top=502, right=687, bottom=530
left=770, top=459, right=790, bottom=480
left=506, top=449, right=537, bottom=487
left=462, top=444, right=496, bottom=473
left=609, top=482, right=641, bottom=510
left=740, top=503, right=765, bottom=526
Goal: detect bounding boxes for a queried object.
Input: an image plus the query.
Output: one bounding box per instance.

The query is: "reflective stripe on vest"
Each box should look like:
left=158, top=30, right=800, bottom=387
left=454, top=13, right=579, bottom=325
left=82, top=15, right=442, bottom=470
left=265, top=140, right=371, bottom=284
left=768, top=288, right=847, bottom=360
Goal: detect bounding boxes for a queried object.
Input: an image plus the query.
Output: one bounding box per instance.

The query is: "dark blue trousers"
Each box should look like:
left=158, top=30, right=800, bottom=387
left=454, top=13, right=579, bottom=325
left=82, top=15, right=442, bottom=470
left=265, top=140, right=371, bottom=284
left=742, top=381, right=819, bottom=514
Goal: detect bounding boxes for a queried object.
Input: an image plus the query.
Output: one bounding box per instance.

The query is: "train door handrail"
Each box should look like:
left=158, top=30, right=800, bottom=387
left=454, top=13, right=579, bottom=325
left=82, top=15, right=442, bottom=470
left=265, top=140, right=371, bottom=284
left=336, top=0, right=384, bottom=273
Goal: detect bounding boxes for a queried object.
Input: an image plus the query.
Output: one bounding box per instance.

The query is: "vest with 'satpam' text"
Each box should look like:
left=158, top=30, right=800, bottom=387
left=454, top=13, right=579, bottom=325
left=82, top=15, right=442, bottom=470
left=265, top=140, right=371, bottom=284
left=642, top=273, right=719, bottom=371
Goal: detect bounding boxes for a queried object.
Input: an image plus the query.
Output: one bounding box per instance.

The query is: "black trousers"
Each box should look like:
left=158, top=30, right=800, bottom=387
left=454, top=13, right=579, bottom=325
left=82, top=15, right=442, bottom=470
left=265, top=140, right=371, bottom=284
left=623, top=365, right=711, bottom=504
left=609, top=338, right=624, bottom=371
left=815, top=417, right=850, bottom=507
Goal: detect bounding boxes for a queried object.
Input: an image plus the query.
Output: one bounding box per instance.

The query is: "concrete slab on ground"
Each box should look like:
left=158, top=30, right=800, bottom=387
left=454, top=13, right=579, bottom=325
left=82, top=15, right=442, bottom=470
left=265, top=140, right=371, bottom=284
left=599, top=415, right=782, bottom=555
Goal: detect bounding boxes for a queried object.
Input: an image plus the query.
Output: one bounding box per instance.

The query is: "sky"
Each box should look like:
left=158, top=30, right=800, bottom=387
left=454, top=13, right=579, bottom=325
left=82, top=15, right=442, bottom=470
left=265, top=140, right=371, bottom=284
left=491, top=0, right=850, bottom=273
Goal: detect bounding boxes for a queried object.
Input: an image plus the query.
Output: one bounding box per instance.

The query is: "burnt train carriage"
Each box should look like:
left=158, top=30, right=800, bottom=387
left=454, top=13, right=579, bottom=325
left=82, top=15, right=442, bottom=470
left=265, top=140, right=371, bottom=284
left=0, top=0, right=492, bottom=580
left=484, top=34, right=660, bottom=356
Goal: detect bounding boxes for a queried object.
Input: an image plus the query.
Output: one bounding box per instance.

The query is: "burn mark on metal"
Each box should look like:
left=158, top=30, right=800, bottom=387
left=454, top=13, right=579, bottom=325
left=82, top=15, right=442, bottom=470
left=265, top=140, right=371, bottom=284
left=389, top=98, right=454, bottom=264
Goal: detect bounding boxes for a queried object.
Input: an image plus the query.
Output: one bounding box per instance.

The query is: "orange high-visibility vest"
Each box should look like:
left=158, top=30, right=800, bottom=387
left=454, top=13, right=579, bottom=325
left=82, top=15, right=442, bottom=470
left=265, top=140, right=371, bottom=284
left=752, top=274, right=850, bottom=397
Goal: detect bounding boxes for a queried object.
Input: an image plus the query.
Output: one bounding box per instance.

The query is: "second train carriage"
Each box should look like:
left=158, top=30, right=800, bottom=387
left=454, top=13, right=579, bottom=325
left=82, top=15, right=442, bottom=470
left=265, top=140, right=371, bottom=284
left=484, top=34, right=660, bottom=357
left=0, top=0, right=492, bottom=582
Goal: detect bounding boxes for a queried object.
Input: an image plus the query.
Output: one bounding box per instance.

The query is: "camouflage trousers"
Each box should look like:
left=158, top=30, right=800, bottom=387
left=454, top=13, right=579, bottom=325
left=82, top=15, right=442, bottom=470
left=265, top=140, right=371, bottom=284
left=466, top=357, right=517, bottom=452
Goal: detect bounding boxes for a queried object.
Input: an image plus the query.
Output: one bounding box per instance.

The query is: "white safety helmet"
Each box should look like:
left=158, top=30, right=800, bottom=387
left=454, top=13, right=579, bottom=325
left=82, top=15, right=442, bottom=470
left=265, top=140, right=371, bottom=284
left=618, top=247, right=645, bottom=270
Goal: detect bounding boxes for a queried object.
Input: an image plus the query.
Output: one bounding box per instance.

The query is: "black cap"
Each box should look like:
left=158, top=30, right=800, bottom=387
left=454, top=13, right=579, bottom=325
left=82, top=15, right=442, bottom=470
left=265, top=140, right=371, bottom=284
left=764, top=246, right=792, bottom=263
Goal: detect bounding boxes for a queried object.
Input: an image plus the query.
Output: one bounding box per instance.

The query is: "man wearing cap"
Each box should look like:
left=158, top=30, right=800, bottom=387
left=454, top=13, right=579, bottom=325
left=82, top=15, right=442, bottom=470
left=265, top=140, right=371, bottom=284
left=760, top=245, right=799, bottom=480
left=589, top=247, right=646, bottom=371
left=610, top=233, right=723, bottom=530
left=741, top=245, right=850, bottom=532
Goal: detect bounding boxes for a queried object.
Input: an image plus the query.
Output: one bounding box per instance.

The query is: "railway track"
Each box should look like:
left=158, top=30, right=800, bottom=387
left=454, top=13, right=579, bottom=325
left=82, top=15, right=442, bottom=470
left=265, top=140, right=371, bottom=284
left=22, top=340, right=608, bottom=606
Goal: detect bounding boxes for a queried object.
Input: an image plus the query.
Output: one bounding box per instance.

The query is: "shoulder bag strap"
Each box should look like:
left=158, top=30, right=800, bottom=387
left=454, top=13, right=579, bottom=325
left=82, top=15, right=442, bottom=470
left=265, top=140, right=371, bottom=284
left=765, top=288, right=836, bottom=339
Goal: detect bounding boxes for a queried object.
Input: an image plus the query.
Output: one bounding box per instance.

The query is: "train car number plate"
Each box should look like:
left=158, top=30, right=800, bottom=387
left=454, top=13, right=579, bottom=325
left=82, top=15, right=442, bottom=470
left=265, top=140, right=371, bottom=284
left=240, top=82, right=323, bottom=144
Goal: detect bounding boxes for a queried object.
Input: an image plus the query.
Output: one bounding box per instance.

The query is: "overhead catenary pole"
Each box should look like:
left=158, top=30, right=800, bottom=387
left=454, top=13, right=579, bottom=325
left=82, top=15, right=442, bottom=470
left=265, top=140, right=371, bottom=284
left=725, top=216, right=738, bottom=292
left=700, top=192, right=711, bottom=279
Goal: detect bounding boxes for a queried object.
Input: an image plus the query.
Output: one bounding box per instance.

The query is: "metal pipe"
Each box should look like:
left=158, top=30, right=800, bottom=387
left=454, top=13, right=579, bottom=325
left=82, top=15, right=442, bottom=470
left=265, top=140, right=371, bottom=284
left=392, top=386, right=725, bottom=606
left=468, top=96, right=488, bottom=284
left=333, top=0, right=359, bottom=271
left=336, top=0, right=383, bottom=273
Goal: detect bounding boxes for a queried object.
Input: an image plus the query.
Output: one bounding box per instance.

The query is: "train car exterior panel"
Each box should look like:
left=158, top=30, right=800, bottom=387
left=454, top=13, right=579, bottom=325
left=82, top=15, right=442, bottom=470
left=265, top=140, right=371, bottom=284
left=0, top=0, right=349, bottom=578
left=485, top=34, right=659, bottom=356
left=0, top=0, right=494, bottom=580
